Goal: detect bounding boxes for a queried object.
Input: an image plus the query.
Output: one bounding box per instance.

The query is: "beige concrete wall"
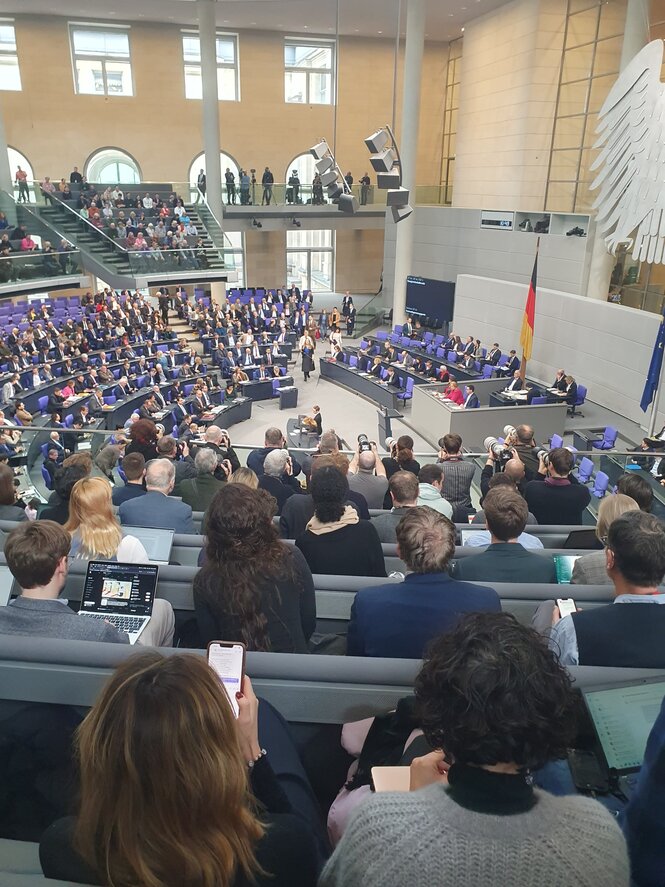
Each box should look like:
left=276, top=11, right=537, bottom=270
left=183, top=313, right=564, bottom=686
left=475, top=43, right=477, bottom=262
left=335, top=229, right=384, bottom=293
left=2, top=17, right=446, bottom=187
left=244, top=230, right=287, bottom=288
left=453, top=0, right=568, bottom=210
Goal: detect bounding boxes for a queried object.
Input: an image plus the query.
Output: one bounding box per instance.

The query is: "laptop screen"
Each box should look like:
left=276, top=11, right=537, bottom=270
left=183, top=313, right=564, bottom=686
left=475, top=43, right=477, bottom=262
left=81, top=562, right=159, bottom=617
left=553, top=554, right=580, bottom=583
left=460, top=529, right=484, bottom=545
left=583, top=679, right=665, bottom=772
left=0, top=564, right=16, bottom=607
left=121, top=527, right=174, bottom=564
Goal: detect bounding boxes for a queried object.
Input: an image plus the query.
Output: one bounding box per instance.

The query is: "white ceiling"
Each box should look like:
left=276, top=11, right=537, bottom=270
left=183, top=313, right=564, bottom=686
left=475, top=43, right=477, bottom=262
left=4, top=0, right=513, bottom=41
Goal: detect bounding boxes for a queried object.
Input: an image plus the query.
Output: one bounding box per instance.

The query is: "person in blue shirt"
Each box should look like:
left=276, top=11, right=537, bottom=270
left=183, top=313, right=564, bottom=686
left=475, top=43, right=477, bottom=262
left=347, top=506, right=500, bottom=659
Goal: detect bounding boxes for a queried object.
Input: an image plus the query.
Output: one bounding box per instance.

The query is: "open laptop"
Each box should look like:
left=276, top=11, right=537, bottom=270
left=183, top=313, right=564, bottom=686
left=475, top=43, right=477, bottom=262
left=553, top=554, right=580, bottom=583
left=122, top=527, right=174, bottom=565
left=580, top=677, right=665, bottom=799
left=78, top=561, right=159, bottom=644
left=459, top=528, right=484, bottom=545
left=0, top=564, right=17, bottom=607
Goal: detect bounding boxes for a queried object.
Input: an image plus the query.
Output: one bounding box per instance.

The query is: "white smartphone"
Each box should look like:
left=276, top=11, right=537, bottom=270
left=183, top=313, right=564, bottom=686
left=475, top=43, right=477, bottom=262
left=556, top=598, right=577, bottom=619
left=207, top=641, right=246, bottom=718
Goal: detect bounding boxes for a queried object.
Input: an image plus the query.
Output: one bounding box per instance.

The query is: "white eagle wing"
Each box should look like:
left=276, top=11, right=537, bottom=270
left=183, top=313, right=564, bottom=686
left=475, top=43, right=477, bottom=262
left=591, top=39, right=665, bottom=262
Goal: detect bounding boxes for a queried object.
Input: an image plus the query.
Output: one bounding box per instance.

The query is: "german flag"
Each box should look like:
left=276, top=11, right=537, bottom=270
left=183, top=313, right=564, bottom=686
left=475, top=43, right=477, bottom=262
left=520, top=248, right=537, bottom=362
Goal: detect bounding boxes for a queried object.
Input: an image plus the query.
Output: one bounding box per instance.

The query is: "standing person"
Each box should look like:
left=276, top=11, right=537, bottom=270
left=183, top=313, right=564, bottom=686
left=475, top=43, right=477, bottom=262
left=225, top=168, right=236, bottom=204
left=240, top=170, right=250, bottom=205
left=346, top=301, right=356, bottom=337
left=360, top=172, right=371, bottom=205
left=261, top=167, right=274, bottom=205
left=436, top=433, right=476, bottom=518
left=287, top=169, right=300, bottom=204
left=15, top=166, right=30, bottom=203
left=299, top=331, right=316, bottom=382
left=524, top=448, right=590, bottom=526
left=196, top=168, right=206, bottom=202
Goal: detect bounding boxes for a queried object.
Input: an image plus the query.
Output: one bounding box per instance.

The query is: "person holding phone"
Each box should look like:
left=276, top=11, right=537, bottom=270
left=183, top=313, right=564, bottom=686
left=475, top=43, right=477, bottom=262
left=40, top=652, right=320, bottom=886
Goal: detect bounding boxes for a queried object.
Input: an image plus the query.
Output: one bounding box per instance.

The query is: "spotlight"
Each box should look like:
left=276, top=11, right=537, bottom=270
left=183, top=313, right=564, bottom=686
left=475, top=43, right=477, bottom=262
left=391, top=203, right=413, bottom=223
left=338, top=193, right=359, bottom=214
left=310, top=140, right=328, bottom=160
left=291, top=217, right=301, bottom=227
left=251, top=217, right=263, bottom=229
left=386, top=188, right=410, bottom=207
left=327, top=183, right=344, bottom=200
left=320, top=169, right=339, bottom=188
left=365, top=129, right=389, bottom=154
left=369, top=148, right=396, bottom=173
left=377, top=171, right=401, bottom=189
left=315, top=156, right=334, bottom=175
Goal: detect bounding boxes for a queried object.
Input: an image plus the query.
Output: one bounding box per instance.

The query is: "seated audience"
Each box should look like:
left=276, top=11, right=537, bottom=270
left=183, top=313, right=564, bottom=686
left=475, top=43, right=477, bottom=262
left=436, top=433, right=475, bottom=514
left=0, top=463, right=27, bottom=521
left=0, top=521, right=172, bottom=646
left=247, top=427, right=302, bottom=477
left=347, top=508, right=499, bottom=659
left=469, top=474, right=540, bottom=545
left=125, top=417, right=159, bottom=463
left=40, top=653, right=319, bottom=887
left=258, top=449, right=301, bottom=515
left=371, top=471, right=419, bottom=543
left=347, top=445, right=388, bottom=510
left=194, top=485, right=315, bottom=653
left=65, top=476, right=149, bottom=563
left=453, top=488, right=556, bottom=583
left=416, top=464, right=453, bottom=519
left=571, top=494, right=639, bottom=584
left=524, top=448, right=591, bottom=525
left=178, top=447, right=227, bottom=511
left=228, top=467, right=259, bottom=488
left=616, top=472, right=654, bottom=513
left=322, top=612, right=628, bottom=887
left=381, top=435, right=420, bottom=479
left=119, top=458, right=195, bottom=534
left=549, top=511, right=665, bottom=667
left=296, top=466, right=386, bottom=577
left=279, top=454, right=364, bottom=539
left=40, top=457, right=91, bottom=524
left=111, top=451, right=146, bottom=506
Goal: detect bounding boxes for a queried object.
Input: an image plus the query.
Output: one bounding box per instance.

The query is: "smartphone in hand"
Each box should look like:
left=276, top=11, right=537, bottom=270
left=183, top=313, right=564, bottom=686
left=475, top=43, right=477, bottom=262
left=207, top=641, right=246, bottom=717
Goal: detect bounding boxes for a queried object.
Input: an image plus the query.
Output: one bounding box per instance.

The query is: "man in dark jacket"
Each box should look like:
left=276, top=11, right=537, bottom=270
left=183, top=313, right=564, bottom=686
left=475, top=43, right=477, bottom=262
left=258, top=449, right=301, bottom=515
left=247, top=427, right=302, bottom=478
left=524, top=447, right=590, bottom=525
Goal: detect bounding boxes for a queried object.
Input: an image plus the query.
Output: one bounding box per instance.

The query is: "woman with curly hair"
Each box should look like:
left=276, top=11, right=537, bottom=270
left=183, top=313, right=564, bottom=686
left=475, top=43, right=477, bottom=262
left=381, top=434, right=421, bottom=480
left=125, top=417, right=159, bottom=462
left=321, top=612, right=629, bottom=887
left=194, top=484, right=315, bottom=653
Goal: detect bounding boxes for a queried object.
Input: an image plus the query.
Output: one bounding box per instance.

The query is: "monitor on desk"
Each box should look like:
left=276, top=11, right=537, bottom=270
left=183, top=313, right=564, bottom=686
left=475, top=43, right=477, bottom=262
left=406, top=276, right=455, bottom=324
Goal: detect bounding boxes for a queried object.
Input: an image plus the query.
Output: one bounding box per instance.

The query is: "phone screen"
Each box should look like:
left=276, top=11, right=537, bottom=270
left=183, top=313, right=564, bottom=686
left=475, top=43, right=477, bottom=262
left=207, top=642, right=245, bottom=717
left=557, top=598, right=577, bottom=619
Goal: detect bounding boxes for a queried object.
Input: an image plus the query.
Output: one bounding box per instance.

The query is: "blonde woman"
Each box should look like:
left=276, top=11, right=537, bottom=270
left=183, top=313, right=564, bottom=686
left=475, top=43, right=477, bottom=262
left=228, top=467, right=259, bottom=489
left=299, top=331, right=316, bottom=382
left=64, top=476, right=149, bottom=563
left=571, top=493, right=639, bottom=585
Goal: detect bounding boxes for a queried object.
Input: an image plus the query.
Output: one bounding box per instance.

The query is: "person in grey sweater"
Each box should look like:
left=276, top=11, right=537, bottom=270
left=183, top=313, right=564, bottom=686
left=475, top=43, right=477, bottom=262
left=370, top=471, right=419, bottom=543
left=321, top=612, right=629, bottom=887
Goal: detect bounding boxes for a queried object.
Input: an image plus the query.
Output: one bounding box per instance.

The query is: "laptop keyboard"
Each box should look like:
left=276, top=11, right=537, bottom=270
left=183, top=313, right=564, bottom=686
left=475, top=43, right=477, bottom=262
left=82, top=613, right=145, bottom=633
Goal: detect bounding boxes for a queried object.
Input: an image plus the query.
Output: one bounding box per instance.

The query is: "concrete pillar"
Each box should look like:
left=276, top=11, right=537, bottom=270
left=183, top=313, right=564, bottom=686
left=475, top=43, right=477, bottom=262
left=587, top=0, right=650, bottom=300
left=197, top=0, right=224, bottom=225
left=0, top=111, right=12, bottom=194
left=391, top=0, right=426, bottom=324
left=210, top=281, right=227, bottom=308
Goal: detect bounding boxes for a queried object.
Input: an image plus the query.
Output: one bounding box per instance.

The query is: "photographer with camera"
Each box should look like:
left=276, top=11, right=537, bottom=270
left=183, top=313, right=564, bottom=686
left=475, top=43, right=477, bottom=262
left=258, top=449, right=302, bottom=515
left=481, top=435, right=528, bottom=499
left=192, top=425, right=241, bottom=479
left=436, top=433, right=475, bottom=516
left=248, top=428, right=302, bottom=478
left=156, top=435, right=198, bottom=487
left=524, top=447, right=591, bottom=525
left=511, top=424, right=541, bottom=480
left=348, top=435, right=388, bottom=509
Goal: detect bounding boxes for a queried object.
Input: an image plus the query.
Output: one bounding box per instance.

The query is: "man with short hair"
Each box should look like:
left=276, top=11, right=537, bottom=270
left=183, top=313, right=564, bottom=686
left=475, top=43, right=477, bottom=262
left=111, top=451, right=146, bottom=506
left=0, top=521, right=174, bottom=646
left=436, top=433, right=475, bottom=514
left=258, top=449, right=301, bottom=515
left=512, top=424, right=540, bottom=480
left=549, top=511, right=665, bottom=667
left=371, top=471, right=419, bottom=543
left=417, top=464, right=453, bottom=518
left=454, top=488, right=555, bottom=583
left=480, top=448, right=528, bottom=499
left=348, top=444, right=388, bottom=510
left=178, top=447, right=227, bottom=512
left=347, top=507, right=500, bottom=658
left=157, top=434, right=197, bottom=486
left=524, top=447, right=590, bottom=525
left=247, top=427, right=302, bottom=477
left=119, top=458, right=195, bottom=534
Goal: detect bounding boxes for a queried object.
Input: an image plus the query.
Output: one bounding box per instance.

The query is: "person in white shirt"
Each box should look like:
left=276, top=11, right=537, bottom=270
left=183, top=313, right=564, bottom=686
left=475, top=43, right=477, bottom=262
left=505, top=371, right=523, bottom=392
left=142, top=194, right=154, bottom=209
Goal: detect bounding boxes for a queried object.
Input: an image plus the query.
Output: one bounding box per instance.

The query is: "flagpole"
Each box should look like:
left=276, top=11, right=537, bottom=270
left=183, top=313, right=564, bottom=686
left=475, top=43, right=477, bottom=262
left=520, top=237, right=539, bottom=382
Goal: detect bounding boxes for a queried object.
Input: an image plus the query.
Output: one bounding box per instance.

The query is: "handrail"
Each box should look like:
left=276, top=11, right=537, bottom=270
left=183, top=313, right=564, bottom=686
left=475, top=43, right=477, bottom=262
left=48, top=192, right=133, bottom=255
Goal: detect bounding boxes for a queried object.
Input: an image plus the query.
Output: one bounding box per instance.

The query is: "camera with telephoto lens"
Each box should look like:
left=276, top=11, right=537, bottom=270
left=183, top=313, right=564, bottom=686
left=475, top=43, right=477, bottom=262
left=385, top=436, right=398, bottom=457
left=535, top=446, right=550, bottom=467
left=484, top=436, right=514, bottom=470
left=358, top=434, right=373, bottom=454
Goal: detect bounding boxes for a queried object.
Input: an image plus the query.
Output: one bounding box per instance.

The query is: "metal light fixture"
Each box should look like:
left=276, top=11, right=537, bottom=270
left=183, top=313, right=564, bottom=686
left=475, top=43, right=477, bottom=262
left=308, top=137, right=358, bottom=215
left=364, top=124, right=413, bottom=224
left=251, top=217, right=263, bottom=229
left=291, top=217, right=302, bottom=227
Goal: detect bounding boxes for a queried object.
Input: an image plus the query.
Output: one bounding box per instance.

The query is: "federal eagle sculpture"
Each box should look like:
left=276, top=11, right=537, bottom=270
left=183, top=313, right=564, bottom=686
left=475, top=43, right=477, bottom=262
left=592, top=39, right=665, bottom=263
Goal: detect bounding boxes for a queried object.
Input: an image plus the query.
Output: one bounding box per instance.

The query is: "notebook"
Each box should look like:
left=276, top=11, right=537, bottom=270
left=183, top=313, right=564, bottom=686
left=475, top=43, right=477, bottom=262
left=78, top=561, right=158, bottom=644
left=581, top=677, right=665, bottom=798
left=121, top=527, right=174, bottom=565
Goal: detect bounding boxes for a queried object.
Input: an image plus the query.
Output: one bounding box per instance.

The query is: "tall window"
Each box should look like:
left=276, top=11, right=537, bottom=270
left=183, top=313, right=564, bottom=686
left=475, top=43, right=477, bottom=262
left=70, top=26, right=133, bottom=96
left=284, top=39, right=334, bottom=104
left=182, top=33, right=239, bottom=101
left=0, top=22, right=21, bottom=90
left=441, top=38, right=462, bottom=206
left=86, top=148, right=140, bottom=184
left=286, top=229, right=334, bottom=292
left=225, top=231, right=245, bottom=287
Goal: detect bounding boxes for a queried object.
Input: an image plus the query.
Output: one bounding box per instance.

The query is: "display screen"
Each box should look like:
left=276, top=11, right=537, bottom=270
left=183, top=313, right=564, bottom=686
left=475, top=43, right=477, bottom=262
left=406, top=276, right=455, bottom=323
left=208, top=642, right=245, bottom=717
left=81, top=561, right=158, bottom=615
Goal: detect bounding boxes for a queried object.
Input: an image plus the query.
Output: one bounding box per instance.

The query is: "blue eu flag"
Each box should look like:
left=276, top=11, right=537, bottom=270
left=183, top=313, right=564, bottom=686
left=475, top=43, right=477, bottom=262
left=641, top=310, right=665, bottom=412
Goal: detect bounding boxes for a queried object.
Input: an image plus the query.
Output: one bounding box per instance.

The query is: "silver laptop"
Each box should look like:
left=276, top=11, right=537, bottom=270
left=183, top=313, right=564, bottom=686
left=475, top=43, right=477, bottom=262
left=0, top=564, right=16, bottom=607
left=459, top=528, right=483, bottom=545
left=78, top=561, right=159, bottom=644
left=122, top=527, right=174, bottom=565
left=582, top=677, right=665, bottom=799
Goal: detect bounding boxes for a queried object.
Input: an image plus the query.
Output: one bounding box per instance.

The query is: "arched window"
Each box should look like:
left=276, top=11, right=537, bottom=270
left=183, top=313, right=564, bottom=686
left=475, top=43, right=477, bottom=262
left=188, top=151, right=241, bottom=186
left=85, top=148, right=141, bottom=184
left=7, top=147, right=33, bottom=181
left=285, top=152, right=316, bottom=188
